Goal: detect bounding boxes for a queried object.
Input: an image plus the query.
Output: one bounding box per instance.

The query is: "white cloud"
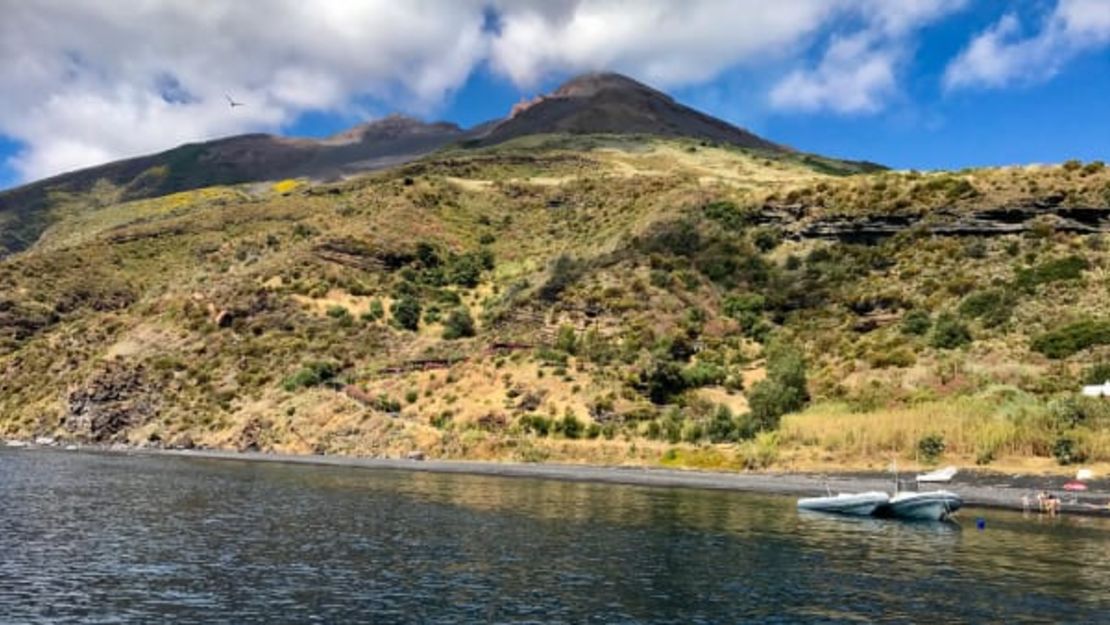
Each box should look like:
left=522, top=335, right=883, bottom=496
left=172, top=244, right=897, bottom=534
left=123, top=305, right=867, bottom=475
left=488, top=0, right=838, bottom=88
left=944, top=0, right=1110, bottom=90
left=770, top=0, right=966, bottom=114
left=0, top=0, right=489, bottom=181
left=0, top=0, right=988, bottom=184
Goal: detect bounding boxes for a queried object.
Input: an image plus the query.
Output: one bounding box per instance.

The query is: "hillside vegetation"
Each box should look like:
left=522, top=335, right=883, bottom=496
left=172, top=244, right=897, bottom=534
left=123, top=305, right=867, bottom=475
left=2, top=136, right=1109, bottom=474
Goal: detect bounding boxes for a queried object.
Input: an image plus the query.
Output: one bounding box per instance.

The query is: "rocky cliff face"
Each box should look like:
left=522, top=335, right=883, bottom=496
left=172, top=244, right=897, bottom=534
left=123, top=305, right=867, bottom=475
left=753, top=203, right=1110, bottom=243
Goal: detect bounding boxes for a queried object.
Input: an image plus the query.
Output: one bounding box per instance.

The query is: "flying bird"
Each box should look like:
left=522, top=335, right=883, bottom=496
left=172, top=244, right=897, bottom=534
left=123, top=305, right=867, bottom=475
left=225, top=94, right=245, bottom=108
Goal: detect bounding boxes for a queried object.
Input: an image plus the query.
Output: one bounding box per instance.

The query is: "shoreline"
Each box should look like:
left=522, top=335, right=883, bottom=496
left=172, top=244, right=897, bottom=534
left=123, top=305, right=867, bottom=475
left=10, top=442, right=1110, bottom=517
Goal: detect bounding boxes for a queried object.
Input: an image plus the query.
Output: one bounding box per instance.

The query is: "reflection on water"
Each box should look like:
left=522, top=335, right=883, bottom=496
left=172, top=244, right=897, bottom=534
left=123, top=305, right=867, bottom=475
left=1, top=449, right=1108, bottom=624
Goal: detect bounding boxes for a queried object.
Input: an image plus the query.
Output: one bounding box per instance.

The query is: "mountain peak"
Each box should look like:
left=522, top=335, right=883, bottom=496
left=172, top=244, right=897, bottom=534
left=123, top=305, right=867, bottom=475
left=550, top=72, right=671, bottom=101
left=480, top=71, right=784, bottom=153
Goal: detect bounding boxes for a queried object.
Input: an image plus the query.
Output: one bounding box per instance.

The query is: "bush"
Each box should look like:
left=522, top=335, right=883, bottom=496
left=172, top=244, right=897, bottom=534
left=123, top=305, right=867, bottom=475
left=555, top=411, right=583, bottom=439
left=1053, top=436, right=1086, bottom=465
left=538, top=255, right=583, bottom=301
left=681, top=361, right=727, bottom=388
left=1032, top=320, right=1110, bottom=358
left=372, top=394, right=402, bottom=413
left=442, top=308, right=476, bottom=340
left=1083, top=362, right=1110, bottom=385
left=643, top=359, right=688, bottom=404
left=446, top=254, right=481, bottom=288
left=1016, top=255, right=1089, bottom=290
left=282, top=361, right=338, bottom=391
left=361, top=299, right=385, bottom=322
left=747, top=380, right=802, bottom=431
left=752, top=227, right=782, bottom=252
left=518, top=414, right=552, bottom=436
left=745, top=342, right=809, bottom=431
left=958, top=289, right=1015, bottom=327
left=901, top=309, right=931, bottom=336
left=555, top=324, right=577, bottom=354
left=638, top=219, right=701, bottom=257
left=930, top=313, right=971, bottom=349
left=391, top=296, right=422, bottom=331
left=703, top=200, right=751, bottom=231
left=707, top=404, right=758, bottom=443
left=405, top=389, right=419, bottom=404
left=917, top=433, right=945, bottom=464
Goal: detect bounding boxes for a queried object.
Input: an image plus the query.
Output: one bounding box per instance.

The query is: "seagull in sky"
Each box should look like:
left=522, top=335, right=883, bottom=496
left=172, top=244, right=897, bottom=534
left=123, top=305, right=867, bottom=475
left=225, top=94, right=245, bottom=108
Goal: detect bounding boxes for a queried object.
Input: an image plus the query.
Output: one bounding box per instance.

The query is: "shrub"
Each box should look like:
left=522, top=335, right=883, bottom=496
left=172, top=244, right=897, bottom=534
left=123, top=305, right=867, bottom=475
left=917, top=433, right=945, bottom=464
left=555, top=324, right=577, bottom=354
left=372, top=394, right=402, bottom=413
left=446, top=253, right=483, bottom=288
left=478, top=233, right=496, bottom=245
left=1062, top=159, right=1082, bottom=172
left=958, top=289, right=1015, bottom=327
left=555, top=411, right=583, bottom=439
left=1082, top=160, right=1105, bottom=175
left=282, top=361, right=338, bottom=391
left=1053, top=436, right=1085, bottom=465
left=1032, top=320, right=1110, bottom=358
left=930, top=313, right=971, bottom=349
left=405, top=389, right=419, bottom=404
left=326, top=305, right=351, bottom=320
left=766, top=342, right=808, bottom=400
left=391, top=296, right=422, bottom=331
left=1083, top=362, right=1110, bottom=385
left=638, top=219, right=701, bottom=257
left=519, top=414, right=551, bottom=436
left=643, top=359, right=688, bottom=404
left=442, top=308, right=476, bottom=340
left=1016, top=255, right=1089, bottom=290
left=703, top=200, right=751, bottom=231
left=740, top=431, right=779, bottom=469
left=361, top=299, right=385, bottom=322
left=538, top=255, right=583, bottom=301
left=752, top=227, right=783, bottom=252
left=747, top=380, right=802, bottom=431
left=681, top=361, right=727, bottom=388
left=901, top=309, right=931, bottom=336
left=707, top=404, right=758, bottom=443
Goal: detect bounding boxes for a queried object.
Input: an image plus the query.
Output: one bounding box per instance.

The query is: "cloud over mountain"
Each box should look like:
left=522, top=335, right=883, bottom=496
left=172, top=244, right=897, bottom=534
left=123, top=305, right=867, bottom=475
left=1, top=0, right=1102, bottom=185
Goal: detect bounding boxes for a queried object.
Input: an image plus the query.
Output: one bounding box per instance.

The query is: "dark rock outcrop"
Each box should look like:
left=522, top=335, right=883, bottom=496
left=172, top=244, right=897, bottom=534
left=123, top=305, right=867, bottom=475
left=755, top=203, right=1110, bottom=243
left=65, top=362, right=160, bottom=441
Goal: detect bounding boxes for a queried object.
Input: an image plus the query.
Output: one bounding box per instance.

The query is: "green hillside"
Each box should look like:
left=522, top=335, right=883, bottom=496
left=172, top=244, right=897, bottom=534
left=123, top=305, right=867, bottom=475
left=2, top=136, right=1109, bottom=473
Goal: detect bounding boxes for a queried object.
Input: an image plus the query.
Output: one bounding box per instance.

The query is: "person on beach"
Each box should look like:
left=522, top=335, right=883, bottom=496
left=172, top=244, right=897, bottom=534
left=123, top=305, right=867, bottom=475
left=1036, top=491, right=1060, bottom=515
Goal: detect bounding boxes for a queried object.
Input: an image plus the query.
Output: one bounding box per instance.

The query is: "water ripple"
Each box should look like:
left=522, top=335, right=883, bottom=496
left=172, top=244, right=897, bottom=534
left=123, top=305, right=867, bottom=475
left=1, top=449, right=1108, bottom=623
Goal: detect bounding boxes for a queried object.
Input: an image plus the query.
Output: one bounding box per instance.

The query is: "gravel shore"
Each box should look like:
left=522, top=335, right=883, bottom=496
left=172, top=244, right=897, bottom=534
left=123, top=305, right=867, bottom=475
left=56, top=445, right=1109, bottom=517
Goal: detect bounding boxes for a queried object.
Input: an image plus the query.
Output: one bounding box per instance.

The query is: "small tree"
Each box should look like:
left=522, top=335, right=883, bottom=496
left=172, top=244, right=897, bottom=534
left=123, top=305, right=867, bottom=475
left=901, top=309, right=931, bottom=336
left=391, top=296, right=422, bottom=331
left=442, top=308, right=476, bottom=340
left=917, top=433, right=946, bottom=464
left=930, top=313, right=971, bottom=349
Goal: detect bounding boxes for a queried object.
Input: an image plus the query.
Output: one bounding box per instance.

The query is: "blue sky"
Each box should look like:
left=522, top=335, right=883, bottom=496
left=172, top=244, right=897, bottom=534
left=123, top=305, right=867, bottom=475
left=2, top=1, right=1109, bottom=190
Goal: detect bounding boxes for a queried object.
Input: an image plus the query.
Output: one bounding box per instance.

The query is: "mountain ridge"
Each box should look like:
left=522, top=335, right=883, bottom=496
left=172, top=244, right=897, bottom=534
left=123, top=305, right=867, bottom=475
left=1, top=72, right=826, bottom=255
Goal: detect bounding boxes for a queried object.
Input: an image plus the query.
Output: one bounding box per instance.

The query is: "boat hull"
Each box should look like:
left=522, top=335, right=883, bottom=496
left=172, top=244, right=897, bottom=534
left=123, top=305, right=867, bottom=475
left=797, top=491, right=890, bottom=517
left=883, top=491, right=962, bottom=521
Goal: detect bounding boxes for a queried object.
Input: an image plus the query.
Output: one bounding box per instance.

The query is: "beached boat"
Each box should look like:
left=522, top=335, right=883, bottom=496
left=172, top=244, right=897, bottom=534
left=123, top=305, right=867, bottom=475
left=884, top=490, right=962, bottom=521
left=797, top=491, right=890, bottom=516
left=915, top=466, right=957, bottom=483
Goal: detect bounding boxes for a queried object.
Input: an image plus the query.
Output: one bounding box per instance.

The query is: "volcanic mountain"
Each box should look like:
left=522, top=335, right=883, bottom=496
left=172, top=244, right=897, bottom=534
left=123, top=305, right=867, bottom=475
left=474, top=72, right=786, bottom=152
left=0, top=72, right=806, bottom=255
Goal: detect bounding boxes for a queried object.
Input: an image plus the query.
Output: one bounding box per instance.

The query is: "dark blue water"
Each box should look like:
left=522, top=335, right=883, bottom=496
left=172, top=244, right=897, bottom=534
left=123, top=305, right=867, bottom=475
left=1, top=449, right=1108, bottom=624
